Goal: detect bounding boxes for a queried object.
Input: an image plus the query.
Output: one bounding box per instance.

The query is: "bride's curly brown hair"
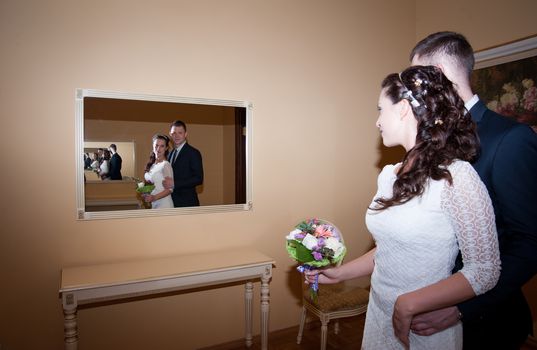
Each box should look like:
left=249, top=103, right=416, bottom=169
left=373, top=65, right=479, bottom=210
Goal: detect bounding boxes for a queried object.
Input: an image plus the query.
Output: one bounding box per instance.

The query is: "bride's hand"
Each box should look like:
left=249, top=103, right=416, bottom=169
left=303, top=267, right=340, bottom=284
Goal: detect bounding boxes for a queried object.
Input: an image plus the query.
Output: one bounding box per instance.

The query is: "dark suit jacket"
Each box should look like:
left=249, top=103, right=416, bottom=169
left=168, top=143, right=203, bottom=207
left=84, top=156, right=92, bottom=169
left=456, top=99, right=537, bottom=347
left=109, top=153, right=122, bottom=180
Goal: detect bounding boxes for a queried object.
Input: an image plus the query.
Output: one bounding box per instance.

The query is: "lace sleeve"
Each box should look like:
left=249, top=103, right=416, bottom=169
left=163, top=161, right=173, bottom=179
left=441, top=161, right=501, bottom=295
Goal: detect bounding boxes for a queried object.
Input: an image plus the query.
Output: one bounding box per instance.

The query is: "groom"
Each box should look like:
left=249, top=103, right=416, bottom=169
left=164, top=120, right=204, bottom=207
left=409, top=31, right=537, bottom=350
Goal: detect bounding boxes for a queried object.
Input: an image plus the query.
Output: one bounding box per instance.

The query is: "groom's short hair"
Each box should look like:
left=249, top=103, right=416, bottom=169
left=170, top=120, right=187, bottom=131
left=410, top=31, right=475, bottom=78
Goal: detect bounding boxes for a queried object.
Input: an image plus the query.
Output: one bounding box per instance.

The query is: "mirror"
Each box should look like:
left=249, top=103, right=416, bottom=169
left=76, top=89, right=252, bottom=220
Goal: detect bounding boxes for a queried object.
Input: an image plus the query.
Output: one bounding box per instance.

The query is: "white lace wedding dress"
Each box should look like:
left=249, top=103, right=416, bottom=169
left=144, top=160, right=174, bottom=209
left=362, top=160, right=500, bottom=350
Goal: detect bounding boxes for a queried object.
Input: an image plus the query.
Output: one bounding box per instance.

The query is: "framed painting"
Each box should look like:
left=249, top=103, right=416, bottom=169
left=472, top=35, right=537, bottom=132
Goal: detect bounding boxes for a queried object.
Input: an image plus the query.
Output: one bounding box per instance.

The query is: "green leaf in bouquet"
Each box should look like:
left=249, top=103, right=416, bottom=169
left=306, top=258, right=330, bottom=267
left=286, top=240, right=335, bottom=267
left=286, top=240, right=299, bottom=261
left=286, top=240, right=315, bottom=263
left=136, top=184, right=155, bottom=194
left=295, top=242, right=315, bottom=263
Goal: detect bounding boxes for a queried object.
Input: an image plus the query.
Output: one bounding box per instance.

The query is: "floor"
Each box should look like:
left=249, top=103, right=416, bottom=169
left=199, top=314, right=365, bottom=350
left=200, top=314, right=537, bottom=350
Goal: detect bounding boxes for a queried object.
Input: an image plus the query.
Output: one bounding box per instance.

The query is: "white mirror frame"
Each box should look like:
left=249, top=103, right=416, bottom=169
left=75, top=88, right=253, bottom=220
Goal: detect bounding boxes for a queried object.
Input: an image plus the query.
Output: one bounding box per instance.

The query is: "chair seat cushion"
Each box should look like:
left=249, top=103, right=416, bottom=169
left=305, top=283, right=369, bottom=312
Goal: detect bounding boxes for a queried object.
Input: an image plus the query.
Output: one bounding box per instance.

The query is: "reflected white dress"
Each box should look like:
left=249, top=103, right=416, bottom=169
left=362, top=161, right=500, bottom=350
left=144, top=160, right=174, bottom=209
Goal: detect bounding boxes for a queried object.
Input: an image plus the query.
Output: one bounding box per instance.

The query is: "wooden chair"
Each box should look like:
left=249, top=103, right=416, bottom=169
left=296, top=225, right=369, bottom=350
left=296, top=282, right=369, bottom=350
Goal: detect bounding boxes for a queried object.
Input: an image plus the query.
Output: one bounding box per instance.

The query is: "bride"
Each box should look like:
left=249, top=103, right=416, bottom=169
left=143, top=134, right=174, bottom=209
left=304, top=65, right=500, bottom=349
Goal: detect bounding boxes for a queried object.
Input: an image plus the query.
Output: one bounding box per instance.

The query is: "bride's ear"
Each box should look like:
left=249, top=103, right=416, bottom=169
left=398, top=99, right=413, bottom=121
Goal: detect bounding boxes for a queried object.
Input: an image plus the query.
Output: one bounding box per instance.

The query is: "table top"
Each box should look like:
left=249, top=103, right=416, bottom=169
left=60, top=247, right=274, bottom=292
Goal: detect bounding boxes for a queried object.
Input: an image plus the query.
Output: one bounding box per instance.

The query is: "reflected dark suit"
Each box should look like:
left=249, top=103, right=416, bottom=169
left=109, top=153, right=122, bottom=180
left=455, top=99, right=537, bottom=349
left=168, top=143, right=203, bottom=207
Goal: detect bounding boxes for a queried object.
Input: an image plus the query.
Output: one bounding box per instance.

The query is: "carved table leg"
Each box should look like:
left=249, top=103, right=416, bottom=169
left=62, top=293, right=78, bottom=350
left=320, top=318, right=328, bottom=350
left=245, top=281, right=254, bottom=347
left=260, top=266, right=272, bottom=350
left=296, top=306, right=307, bottom=344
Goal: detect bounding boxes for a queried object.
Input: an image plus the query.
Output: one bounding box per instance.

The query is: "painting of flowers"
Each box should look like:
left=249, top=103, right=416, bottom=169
left=472, top=56, right=537, bottom=132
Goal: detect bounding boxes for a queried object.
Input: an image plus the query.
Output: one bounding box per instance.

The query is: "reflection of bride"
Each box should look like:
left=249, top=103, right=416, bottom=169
left=143, top=134, right=174, bottom=209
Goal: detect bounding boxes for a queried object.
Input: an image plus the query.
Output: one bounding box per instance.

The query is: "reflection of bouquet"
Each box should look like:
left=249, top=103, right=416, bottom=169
left=286, top=218, right=346, bottom=299
left=136, top=181, right=155, bottom=209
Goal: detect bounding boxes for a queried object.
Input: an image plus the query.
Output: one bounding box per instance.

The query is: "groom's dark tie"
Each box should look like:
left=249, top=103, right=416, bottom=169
left=169, top=148, right=178, bottom=164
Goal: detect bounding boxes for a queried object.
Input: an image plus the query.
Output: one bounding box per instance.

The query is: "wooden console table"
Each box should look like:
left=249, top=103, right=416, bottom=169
left=59, top=248, right=274, bottom=350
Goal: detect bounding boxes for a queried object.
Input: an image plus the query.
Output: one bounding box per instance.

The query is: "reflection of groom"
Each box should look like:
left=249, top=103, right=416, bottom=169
left=108, top=144, right=123, bottom=180
left=163, top=120, right=203, bottom=207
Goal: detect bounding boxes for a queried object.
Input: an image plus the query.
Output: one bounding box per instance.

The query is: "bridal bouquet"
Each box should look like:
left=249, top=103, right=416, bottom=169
left=135, top=181, right=155, bottom=209
left=286, top=218, right=346, bottom=299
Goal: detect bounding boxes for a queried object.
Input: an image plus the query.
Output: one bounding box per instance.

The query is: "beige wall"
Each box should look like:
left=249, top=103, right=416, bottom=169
left=1, top=0, right=535, bottom=349
left=416, top=0, right=537, bottom=51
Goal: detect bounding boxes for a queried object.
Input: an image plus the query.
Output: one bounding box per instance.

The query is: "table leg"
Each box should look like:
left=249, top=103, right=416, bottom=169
left=245, top=281, right=254, bottom=347
left=260, top=267, right=271, bottom=350
left=62, top=293, right=78, bottom=350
